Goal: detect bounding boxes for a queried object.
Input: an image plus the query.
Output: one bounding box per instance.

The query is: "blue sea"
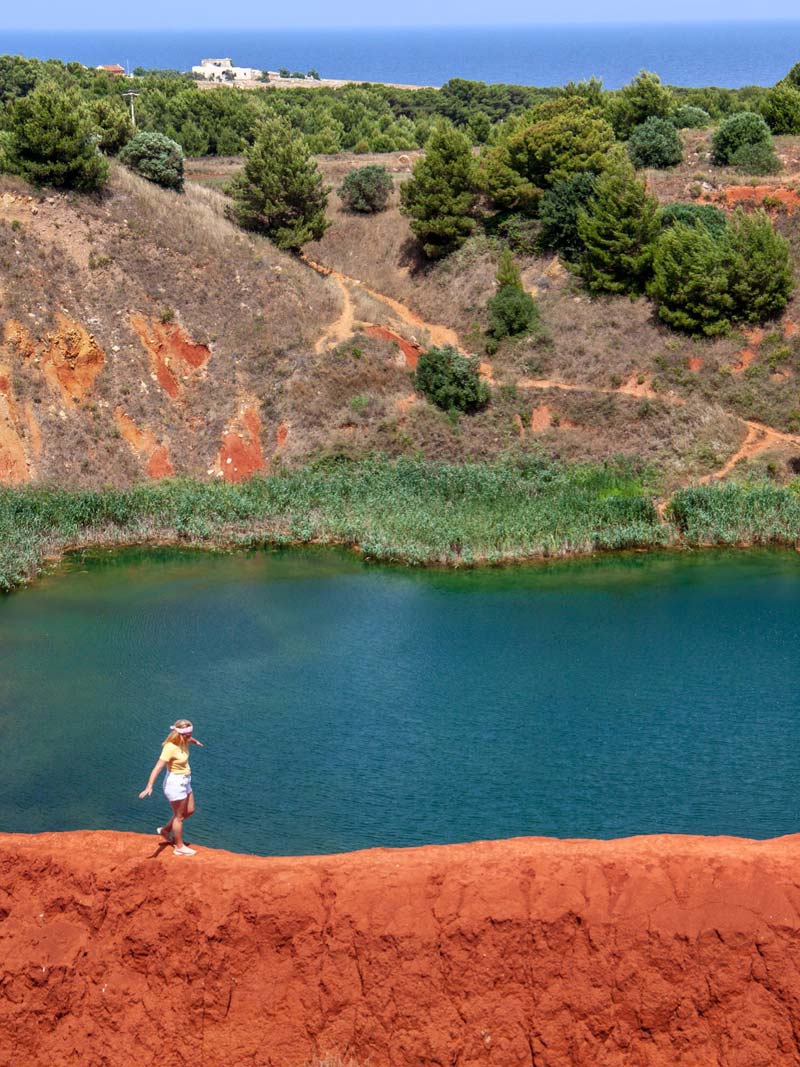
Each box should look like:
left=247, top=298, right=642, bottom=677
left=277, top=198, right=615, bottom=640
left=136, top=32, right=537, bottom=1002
left=2, top=22, right=800, bottom=89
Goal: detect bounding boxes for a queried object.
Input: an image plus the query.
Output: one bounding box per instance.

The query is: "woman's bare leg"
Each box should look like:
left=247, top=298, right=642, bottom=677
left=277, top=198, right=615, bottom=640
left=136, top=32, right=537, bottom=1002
left=170, top=798, right=188, bottom=848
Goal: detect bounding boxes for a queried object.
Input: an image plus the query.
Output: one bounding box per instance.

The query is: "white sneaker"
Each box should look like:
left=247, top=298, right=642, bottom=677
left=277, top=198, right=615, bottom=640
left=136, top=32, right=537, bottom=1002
left=173, top=845, right=196, bottom=856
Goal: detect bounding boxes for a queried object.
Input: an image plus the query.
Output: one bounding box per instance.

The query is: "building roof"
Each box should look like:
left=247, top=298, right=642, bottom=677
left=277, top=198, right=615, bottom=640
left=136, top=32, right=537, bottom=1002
left=98, top=64, right=126, bottom=74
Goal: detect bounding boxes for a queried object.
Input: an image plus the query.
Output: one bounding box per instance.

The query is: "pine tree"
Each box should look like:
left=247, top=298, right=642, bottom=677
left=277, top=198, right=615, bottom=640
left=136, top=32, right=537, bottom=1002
left=649, top=223, right=735, bottom=336
left=226, top=117, right=330, bottom=251
left=727, top=209, right=794, bottom=324
left=482, top=97, right=614, bottom=215
left=576, top=150, right=660, bottom=295
left=399, top=123, right=477, bottom=259
left=495, top=248, right=523, bottom=290
left=6, top=82, right=108, bottom=191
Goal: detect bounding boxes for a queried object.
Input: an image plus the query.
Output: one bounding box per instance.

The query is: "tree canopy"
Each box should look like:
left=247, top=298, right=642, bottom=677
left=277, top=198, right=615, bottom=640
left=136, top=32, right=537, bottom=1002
left=226, top=117, right=329, bottom=250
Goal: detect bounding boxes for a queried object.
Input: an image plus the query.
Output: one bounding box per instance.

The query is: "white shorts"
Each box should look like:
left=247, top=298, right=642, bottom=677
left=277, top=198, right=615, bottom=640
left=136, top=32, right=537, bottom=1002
left=163, top=773, right=193, bottom=803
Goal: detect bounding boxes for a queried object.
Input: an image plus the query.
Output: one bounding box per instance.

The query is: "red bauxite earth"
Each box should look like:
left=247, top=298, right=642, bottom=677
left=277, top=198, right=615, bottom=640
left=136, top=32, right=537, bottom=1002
left=3, top=831, right=800, bottom=1066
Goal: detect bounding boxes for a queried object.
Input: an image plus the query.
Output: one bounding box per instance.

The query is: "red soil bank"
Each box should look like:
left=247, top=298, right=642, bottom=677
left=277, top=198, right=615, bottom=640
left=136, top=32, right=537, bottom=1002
left=129, top=315, right=210, bottom=399
left=3, top=831, right=800, bottom=1067
left=362, top=323, right=422, bottom=369
left=715, top=186, right=800, bottom=214
left=216, top=404, right=265, bottom=482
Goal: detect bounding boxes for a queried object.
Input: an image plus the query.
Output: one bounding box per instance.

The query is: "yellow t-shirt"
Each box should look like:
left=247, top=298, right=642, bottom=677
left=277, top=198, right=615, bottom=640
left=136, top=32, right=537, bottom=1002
left=160, top=740, right=190, bottom=776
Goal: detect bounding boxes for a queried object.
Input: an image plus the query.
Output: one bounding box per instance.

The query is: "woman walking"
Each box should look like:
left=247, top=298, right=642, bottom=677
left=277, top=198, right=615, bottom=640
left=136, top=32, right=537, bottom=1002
left=139, top=719, right=203, bottom=856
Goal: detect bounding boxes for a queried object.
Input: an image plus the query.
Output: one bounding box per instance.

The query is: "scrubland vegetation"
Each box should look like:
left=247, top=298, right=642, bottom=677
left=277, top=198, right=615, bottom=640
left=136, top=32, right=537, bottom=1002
left=1, top=52, right=800, bottom=586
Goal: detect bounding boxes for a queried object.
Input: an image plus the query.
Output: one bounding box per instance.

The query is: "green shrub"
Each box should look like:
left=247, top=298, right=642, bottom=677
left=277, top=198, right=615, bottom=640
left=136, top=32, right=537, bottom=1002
left=577, top=149, right=660, bottom=295
left=729, top=141, right=781, bottom=175
left=760, top=84, right=800, bottom=134
left=226, top=117, right=330, bottom=251
left=400, top=124, right=478, bottom=259
left=414, top=345, right=490, bottom=413
left=495, top=213, right=540, bottom=255
left=649, top=208, right=793, bottom=335
left=486, top=287, right=539, bottom=353
left=649, top=223, right=735, bottom=336
left=119, top=131, right=185, bottom=191
left=538, top=172, right=597, bottom=260
left=608, top=70, right=675, bottom=139
left=671, top=105, right=711, bottom=129
left=659, top=202, right=729, bottom=238
left=5, top=82, right=108, bottom=191
left=727, top=209, right=794, bottom=324
left=782, top=61, right=800, bottom=90
left=627, top=117, right=683, bottom=169
left=711, top=111, right=772, bottom=165
left=338, top=165, right=393, bottom=213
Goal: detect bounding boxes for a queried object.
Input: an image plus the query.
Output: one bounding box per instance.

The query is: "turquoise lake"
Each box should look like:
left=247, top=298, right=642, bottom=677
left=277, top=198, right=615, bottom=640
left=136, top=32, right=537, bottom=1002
left=1, top=547, right=799, bottom=855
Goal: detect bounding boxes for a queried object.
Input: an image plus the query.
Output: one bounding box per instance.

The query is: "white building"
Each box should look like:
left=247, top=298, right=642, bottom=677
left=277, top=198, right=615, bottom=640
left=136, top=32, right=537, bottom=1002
left=191, top=58, right=262, bottom=82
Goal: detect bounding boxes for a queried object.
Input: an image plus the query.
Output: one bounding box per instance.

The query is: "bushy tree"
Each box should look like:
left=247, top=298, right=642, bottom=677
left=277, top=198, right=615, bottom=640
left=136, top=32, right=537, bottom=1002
left=482, top=97, right=614, bottom=214
left=91, top=98, right=134, bottom=155
left=538, top=172, right=597, bottom=260
left=730, top=140, right=781, bottom=175
left=119, top=131, right=185, bottom=191
left=711, top=111, right=772, bottom=165
left=759, top=84, right=800, bottom=135
left=484, top=249, right=539, bottom=352
left=576, top=150, right=660, bottom=295
left=649, top=209, right=793, bottom=335
left=414, top=345, right=490, bottom=413
left=5, top=82, right=108, bottom=191
left=338, top=165, right=393, bottom=212
left=727, top=209, right=794, bottom=324
left=780, top=61, right=800, bottom=89
left=227, top=117, right=330, bottom=251
left=660, top=202, right=728, bottom=239
left=649, top=223, right=735, bottom=335
left=608, top=71, right=675, bottom=139
left=400, top=124, right=477, bottom=259
left=671, top=105, right=711, bottom=129
left=627, top=117, right=683, bottom=169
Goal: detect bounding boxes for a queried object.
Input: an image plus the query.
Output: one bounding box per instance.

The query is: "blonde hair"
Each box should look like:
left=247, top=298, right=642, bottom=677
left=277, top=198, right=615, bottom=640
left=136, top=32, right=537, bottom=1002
left=163, top=719, right=193, bottom=745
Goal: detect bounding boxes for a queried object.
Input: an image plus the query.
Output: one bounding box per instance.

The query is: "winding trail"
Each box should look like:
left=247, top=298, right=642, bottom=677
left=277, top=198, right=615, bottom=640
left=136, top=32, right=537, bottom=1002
left=303, top=256, right=462, bottom=353
left=302, top=254, right=800, bottom=484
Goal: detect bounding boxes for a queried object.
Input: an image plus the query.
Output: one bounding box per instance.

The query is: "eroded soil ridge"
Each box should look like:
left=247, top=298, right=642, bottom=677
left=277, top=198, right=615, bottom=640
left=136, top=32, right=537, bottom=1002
left=3, top=830, right=800, bottom=1067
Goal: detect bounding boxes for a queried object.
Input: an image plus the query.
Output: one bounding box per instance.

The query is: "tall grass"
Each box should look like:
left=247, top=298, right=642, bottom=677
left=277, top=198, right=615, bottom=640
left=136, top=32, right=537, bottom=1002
left=4, top=460, right=798, bottom=594
left=0, top=456, right=664, bottom=592
left=670, top=482, right=800, bottom=545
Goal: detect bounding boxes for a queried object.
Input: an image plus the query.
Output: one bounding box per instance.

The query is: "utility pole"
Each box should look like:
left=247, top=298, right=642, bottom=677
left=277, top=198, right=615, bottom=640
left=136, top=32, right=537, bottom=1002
left=122, top=90, right=140, bottom=128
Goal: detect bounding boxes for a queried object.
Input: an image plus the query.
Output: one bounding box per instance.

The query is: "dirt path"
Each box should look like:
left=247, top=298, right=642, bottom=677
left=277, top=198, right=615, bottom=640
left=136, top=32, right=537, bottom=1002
left=303, top=256, right=463, bottom=352
left=302, top=255, right=800, bottom=485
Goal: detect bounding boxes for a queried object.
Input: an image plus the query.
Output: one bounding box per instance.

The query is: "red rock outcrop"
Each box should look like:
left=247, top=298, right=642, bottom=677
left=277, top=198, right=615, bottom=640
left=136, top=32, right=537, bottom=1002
left=3, top=315, right=105, bottom=403
left=129, top=314, right=211, bottom=399
left=214, top=401, right=265, bottom=482
left=114, top=408, right=175, bottom=479
left=3, top=831, right=800, bottom=1067
left=0, top=364, right=29, bottom=483
left=715, top=185, right=800, bottom=214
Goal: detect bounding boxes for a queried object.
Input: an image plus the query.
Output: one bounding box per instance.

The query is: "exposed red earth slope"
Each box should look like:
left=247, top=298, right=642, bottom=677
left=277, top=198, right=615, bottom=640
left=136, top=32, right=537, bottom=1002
left=3, top=831, right=800, bottom=1067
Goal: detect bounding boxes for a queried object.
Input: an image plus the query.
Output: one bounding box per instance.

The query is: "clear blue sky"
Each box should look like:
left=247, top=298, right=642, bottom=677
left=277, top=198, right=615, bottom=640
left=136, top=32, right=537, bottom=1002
left=3, top=0, right=800, bottom=29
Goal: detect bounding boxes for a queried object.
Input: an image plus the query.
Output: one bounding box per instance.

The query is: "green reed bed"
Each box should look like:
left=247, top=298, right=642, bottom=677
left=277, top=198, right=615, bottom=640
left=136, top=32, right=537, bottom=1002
left=0, top=456, right=665, bottom=591
left=671, top=482, right=800, bottom=546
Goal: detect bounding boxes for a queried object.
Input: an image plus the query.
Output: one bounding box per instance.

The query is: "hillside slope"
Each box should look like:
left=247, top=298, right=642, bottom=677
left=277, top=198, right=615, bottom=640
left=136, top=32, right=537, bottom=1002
left=3, top=830, right=800, bottom=1066
left=0, top=165, right=337, bottom=486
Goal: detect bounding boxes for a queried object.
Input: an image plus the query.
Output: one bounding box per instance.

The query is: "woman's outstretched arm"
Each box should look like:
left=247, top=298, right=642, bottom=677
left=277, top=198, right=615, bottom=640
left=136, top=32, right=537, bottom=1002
left=139, top=759, right=166, bottom=798
left=189, top=737, right=204, bottom=747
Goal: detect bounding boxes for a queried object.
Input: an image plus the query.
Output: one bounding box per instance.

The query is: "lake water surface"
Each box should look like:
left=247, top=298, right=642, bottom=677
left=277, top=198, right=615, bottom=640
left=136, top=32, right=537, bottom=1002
left=1, top=547, right=799, bottom=855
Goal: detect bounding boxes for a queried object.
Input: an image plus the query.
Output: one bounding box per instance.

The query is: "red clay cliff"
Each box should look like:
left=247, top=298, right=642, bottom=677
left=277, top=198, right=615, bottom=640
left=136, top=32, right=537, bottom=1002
left=2, top=831, right=800, bottom=1066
